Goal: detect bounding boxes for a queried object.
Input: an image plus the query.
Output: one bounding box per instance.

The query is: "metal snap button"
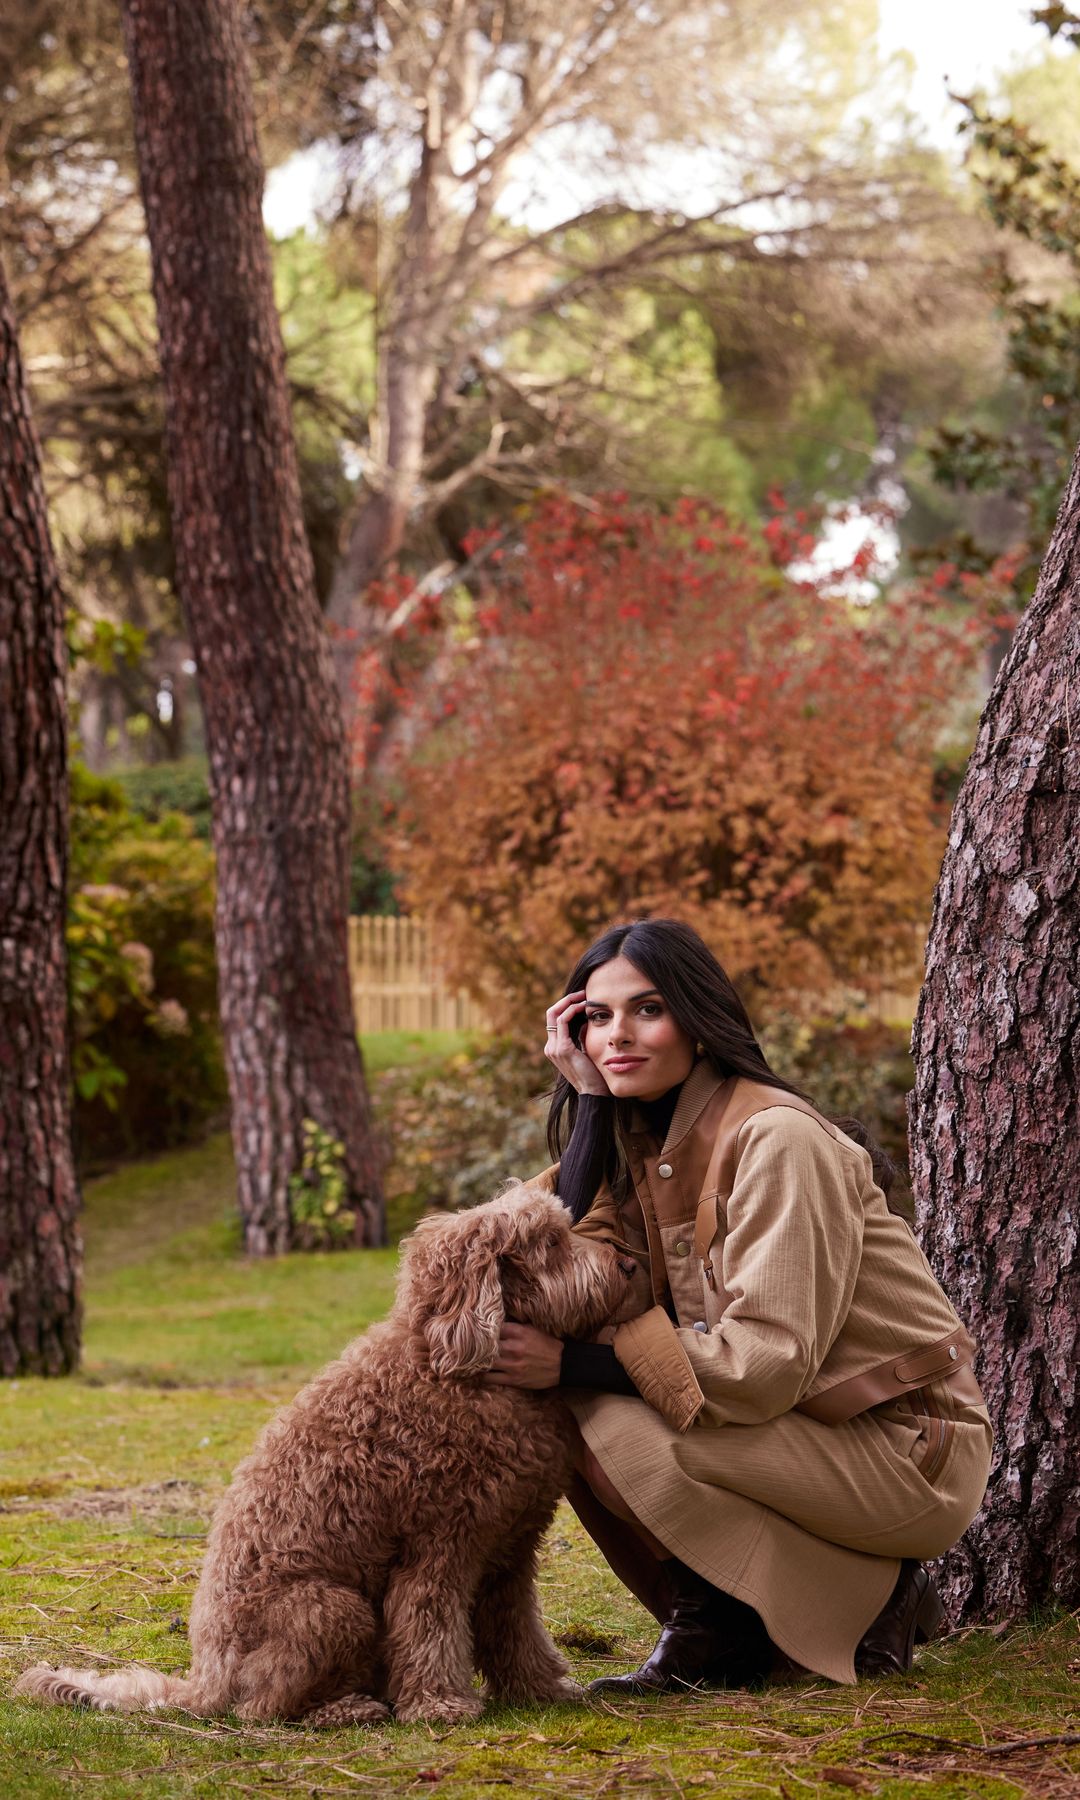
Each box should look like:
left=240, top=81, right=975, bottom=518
left=949, top=1345, right=958, bottom=1360
left=658, top=1162, right=673, bottom=1178
left=693, top=1320, right=707, bottom=1332
left=674, top=1240, right=689, bottom=1256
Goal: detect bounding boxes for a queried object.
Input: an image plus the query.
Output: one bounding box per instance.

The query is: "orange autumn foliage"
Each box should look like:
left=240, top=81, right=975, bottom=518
left=393, top=495, right=987, bottom=1036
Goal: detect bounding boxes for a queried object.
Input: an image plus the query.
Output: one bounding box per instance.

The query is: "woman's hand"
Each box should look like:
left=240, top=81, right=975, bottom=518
left=545, top=990, right=610, bottom=1095
left=487, top=1323, right=564, bottom=1389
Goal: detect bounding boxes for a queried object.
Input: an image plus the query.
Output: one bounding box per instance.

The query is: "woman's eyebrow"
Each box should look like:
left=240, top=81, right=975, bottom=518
left=586, top=990, right=662, bottom=1006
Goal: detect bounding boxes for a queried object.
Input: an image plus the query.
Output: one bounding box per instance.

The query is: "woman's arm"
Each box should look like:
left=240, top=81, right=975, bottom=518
left=555, top=1093, right=612, bottom=1223
left=487, top=1323, right=640, bottom=1394
left=560, top=1339, right=640, bottom=1395
left=610, top=1110, right=863, bottom=1429
left=495, top=1094, right=640, bottom=1392
left=495, top=1000, right=633, bottom=1391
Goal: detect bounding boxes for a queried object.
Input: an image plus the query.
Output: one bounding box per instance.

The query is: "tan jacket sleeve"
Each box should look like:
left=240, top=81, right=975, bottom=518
left=613, top=1110, right=863, bottom=1430
left=611, top=1307, right=705, bottom=1431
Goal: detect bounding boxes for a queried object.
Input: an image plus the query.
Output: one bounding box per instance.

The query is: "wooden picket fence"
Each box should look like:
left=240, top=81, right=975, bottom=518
left=866, top=980, right=922, bottom=1025
left=348, top=915, right=489, bottom=1036
left=347, top=914, right=924, bottom=1039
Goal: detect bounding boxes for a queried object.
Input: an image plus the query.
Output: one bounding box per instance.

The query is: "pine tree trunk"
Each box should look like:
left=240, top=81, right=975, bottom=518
left=910, top=441, right=1080, bottom=1620
left=0, top=257, right=82, bottom=1374
left=120, top=0, right=384, bottom=1251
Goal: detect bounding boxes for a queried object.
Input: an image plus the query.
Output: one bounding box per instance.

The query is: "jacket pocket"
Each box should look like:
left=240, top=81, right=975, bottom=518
left=657, top=1219, right=711, bottom=1328
left=693, top=1193, right=732, bottom=1329
left=906, top=1383, right=957, bottom=1485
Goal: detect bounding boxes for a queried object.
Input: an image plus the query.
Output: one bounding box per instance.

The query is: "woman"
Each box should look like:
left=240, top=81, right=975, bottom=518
left=488, top=919, right=993, bottom=1692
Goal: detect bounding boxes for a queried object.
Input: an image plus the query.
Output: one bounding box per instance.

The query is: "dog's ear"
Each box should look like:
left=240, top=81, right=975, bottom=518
left=499, top=1185, right=568, bottom=1252
left=407, top=1211, right=506, bottom=1377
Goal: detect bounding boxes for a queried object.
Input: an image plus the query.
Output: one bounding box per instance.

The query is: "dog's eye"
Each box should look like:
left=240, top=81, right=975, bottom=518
left=544, top=1232, right=561, bottom=1251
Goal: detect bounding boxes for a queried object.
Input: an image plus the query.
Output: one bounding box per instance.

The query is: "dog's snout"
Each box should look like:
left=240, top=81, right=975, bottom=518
left=617, top=1256, right=638, bottom=1279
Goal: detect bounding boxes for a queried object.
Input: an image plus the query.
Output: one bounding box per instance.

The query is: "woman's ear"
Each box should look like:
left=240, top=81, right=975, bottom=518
left=415, top=1215, right=506, bottom=1377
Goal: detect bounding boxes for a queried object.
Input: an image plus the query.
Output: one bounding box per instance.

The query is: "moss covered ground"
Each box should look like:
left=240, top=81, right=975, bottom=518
left=2, top=1042, right=1077, bottom=1797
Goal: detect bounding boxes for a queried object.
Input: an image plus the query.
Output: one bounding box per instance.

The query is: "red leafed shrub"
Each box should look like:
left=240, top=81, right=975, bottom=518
left=392, top=494, right=988, bottom=1038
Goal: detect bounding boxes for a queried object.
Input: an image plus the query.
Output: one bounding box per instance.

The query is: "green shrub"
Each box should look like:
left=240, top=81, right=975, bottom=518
left=371, top=1040, right=549, bottom=1240
left=760, top=1010, right=915, bottom=1213
left=287, top=1119, right=356, bottom=1249
left=69, top=762, right=226, bottom=1167
left=107, top=769, right=405, bottom=914
left=111, top=756, right=214, bottom=839
left=349, top=791, right=401, bottom=915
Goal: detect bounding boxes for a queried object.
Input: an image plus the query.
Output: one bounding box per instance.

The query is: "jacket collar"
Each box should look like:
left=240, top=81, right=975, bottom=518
left=630, top=1059, right=732, bottom=1154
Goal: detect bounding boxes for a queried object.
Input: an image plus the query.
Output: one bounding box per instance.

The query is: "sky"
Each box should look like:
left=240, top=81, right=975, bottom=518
left=876, top=0, right=1058, bottom=142
left=263, top=1, right=1060, bottom=236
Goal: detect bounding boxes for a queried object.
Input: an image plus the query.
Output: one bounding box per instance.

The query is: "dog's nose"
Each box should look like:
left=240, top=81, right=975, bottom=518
left=617, top=1256, right=638, bottom=1279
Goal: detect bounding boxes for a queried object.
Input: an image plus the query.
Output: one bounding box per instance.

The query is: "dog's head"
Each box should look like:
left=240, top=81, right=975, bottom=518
left=399, top=1184, right=638, bottom=1378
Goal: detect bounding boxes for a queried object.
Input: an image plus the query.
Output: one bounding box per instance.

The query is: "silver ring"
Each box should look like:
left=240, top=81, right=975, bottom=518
left=546, top=1026, right=557, bottom=1033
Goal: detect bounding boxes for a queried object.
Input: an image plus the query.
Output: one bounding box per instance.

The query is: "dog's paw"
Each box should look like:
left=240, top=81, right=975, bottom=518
left=484, top=1674, right=583, bottom=1706
left=303, top=1694, right=390, bottom=1728
left=395, top=1691, right=484, bottom=1725
left=541, top=1675, right=584, bottom=1703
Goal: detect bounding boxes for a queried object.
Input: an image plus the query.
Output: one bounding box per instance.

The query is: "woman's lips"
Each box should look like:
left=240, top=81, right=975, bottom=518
left=605, top=1057, right=647, bottom=1070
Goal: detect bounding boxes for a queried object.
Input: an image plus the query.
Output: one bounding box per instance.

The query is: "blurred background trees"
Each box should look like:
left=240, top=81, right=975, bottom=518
left=3, top=1, right=1078, bottom=1252
left=0, top=0, right=1027, bottom=766
left=926, top=32, right=1080, bottom=625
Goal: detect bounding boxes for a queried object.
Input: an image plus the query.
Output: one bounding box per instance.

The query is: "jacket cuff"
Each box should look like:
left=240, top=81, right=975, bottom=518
left=613, top=1307, right=705, bottom=1432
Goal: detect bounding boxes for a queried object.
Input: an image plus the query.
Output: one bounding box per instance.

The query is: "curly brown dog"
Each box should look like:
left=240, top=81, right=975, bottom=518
left=15, top=1184, right=637, bottom=1727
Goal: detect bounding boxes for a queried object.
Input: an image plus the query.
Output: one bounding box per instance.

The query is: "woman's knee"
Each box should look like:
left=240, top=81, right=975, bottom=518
left=580, top=1445, right=626, bottom=1516
left=568, top=1427, right=635, bottom=1523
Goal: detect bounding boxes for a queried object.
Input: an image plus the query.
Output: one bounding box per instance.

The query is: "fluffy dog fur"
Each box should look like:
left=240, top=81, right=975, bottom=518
left=15, top=1184, right=635, bottom=1728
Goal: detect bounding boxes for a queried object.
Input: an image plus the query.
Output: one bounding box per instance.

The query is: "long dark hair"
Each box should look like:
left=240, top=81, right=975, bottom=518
left=546, top=918, right=898, bottom=1207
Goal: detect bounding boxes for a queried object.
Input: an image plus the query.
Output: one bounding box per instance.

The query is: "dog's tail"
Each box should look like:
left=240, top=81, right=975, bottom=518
left=14, top=1662, right=193, bottom=1713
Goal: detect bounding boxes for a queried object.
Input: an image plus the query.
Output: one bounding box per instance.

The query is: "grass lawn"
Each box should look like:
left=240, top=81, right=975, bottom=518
left=360, top=1030, right=480, bottom=1077
left=1, top=1041, right=1078, bottom=1796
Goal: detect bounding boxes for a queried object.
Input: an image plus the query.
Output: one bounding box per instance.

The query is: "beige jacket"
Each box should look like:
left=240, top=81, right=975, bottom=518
left=534, top=1062, right=972, bottom=1434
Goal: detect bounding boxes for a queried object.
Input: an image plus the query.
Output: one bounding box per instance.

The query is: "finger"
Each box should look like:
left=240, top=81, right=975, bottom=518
left=550, top=998, right=588, bottom=1039
left=547, top=990, right=586, bottom=1027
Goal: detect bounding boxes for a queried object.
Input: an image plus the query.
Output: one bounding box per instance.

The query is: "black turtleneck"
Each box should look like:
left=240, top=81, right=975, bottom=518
left=639, top=1083, right=681, bottom=1144
left=557, top=1081, right=683, bottom=1223
left=556, top=1080, right=684, bottom=1396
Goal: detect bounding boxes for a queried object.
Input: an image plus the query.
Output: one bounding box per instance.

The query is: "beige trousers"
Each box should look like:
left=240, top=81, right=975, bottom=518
left=568, top=1376, right=993, bottom=1684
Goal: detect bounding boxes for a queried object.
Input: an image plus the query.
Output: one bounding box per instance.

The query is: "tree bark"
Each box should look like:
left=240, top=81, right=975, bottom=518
left=910, top=440, right=1080, bottom=1620
left=0, top=255, right=83, bottom=1374
left=120, top=0, right=384, bottom=1251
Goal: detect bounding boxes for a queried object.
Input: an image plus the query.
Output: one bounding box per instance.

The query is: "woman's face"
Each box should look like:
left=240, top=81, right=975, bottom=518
left=582, top=954, right=697, bottom=1102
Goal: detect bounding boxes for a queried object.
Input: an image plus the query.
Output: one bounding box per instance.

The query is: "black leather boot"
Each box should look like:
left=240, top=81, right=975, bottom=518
left=587, top=1558, right=772, bottom=1697
left=855, top=1559, right=945, bottom=1677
